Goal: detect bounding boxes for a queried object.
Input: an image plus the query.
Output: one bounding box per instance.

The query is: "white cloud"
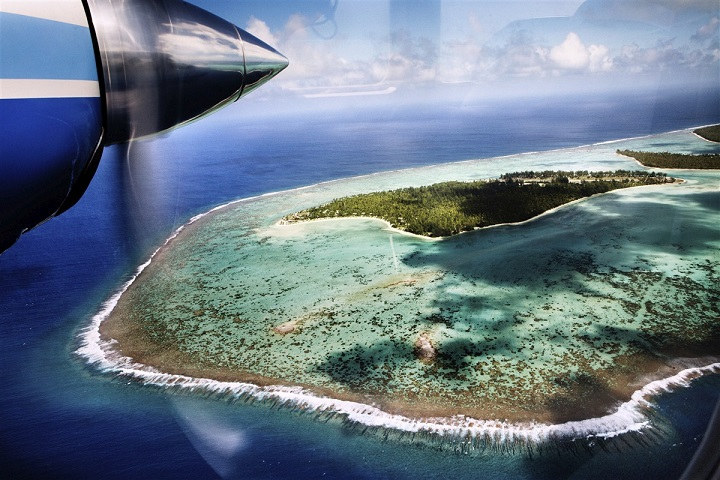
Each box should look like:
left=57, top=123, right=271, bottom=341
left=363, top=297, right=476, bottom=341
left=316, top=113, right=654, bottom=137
left=247, top=17, right=446, bottom=92
left=612, top=37, right=720, bottom=74
left=588, top=44, right=613, bottom=72
left=549, top=33, right=613, bottom=72
left=245, top=16, right=377, bottom=91
left=438, top=38, right=487, bottom=82
left=370, top=32, right=438, bottom=83
left=243, top=12, right=715, bottom=97
left=495, top=43, right=549, bottom=77
left=479, top=32, right=613, bottom=78
left=245, top=16, right=279, bottom=47
left=691, top=17, right=720, bottom=42
left=550, top=33, right=589, bottom=70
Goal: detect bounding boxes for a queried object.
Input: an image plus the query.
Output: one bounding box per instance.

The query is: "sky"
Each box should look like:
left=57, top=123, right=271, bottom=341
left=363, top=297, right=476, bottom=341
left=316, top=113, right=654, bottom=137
left=188, top=0, right=719, bottom=106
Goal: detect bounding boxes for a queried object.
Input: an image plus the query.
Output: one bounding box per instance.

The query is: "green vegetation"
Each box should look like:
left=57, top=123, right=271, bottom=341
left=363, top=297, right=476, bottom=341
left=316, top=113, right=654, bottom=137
left=617, top=149, right=720, bottom=169
left=284, top=170, right=674, bottom=237
left=694, top=124, right=720, bottom=143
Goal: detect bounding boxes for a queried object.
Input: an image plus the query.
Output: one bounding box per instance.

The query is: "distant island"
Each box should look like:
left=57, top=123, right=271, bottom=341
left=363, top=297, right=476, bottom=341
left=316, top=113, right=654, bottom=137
left=283, top=170, right=675, bottom=237
left=694, top=124, right=720, bottom=142
left=618, top=149, right=720, bottom=169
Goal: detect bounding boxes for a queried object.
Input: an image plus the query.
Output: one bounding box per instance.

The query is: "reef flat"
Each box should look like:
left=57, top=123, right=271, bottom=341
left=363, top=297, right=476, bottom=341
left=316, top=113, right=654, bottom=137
left=80, top=128, right=720, bottom=441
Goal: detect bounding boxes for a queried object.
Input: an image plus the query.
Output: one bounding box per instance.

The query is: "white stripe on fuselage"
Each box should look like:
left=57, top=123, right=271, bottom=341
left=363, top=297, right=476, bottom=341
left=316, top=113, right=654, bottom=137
left=0, top=0, right=88, bottom=27
left=0, top=79, right=100, bottom=99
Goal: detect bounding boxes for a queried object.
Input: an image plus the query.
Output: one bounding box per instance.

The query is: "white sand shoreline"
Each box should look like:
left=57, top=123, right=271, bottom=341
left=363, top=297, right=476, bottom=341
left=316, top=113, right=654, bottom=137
left=692, top=129, right=720, bottom=144
left=76, top=285, right=720, bottom=443
left=74, top=124, right=718, bottom=444
left=275, top=180, right=681, bottom=241
left=185, top=125, right=706, bottom=232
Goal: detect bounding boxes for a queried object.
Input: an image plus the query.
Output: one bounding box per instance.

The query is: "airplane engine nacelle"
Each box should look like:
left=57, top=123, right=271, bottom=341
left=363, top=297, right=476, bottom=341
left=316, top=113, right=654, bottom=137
left=0, top=0, right=287, bottom=253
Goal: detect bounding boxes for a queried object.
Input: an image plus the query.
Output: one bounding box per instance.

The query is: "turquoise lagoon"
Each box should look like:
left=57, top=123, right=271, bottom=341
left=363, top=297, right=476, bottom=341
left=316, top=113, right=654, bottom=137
left=79, top=128, right=720, bottom=446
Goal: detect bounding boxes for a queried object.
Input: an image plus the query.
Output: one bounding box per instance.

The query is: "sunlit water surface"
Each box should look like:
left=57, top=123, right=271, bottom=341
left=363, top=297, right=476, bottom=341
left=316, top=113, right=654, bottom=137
left=2, top=93, right=720, bottom=479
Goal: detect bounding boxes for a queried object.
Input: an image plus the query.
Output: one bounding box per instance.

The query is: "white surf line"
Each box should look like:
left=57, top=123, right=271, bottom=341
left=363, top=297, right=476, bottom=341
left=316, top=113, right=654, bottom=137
left=75, top=124, right=719, bottom=443
left=75, top=263, right=720, bottom=444
left=591, top=126, right=701, bottom=147
left=77, top=316, right=720, bottom=442
left=226, top=126, right=709, bottom=212
left=278, top=181, right=679, bottom=243
left=186, top=125, right=709, bottom=227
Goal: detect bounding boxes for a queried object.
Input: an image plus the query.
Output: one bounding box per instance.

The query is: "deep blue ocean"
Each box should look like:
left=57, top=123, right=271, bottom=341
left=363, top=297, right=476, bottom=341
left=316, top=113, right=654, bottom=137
left=1, top=87, right=719, bottom=479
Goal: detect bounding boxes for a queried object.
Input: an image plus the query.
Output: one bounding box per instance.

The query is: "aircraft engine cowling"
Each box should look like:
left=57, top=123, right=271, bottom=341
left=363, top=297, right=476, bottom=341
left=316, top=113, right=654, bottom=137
left=0, top=0, right=287, bottom=253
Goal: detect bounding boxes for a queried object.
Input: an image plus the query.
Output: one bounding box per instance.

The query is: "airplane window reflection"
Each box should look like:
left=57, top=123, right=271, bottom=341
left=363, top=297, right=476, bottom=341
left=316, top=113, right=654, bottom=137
left=0, top=1, right=718, bottom=479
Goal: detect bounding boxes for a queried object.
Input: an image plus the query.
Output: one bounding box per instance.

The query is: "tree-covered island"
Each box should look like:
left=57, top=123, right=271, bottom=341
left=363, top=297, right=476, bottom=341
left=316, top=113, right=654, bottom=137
left=283, top=170, right=675, bottom=237
left=694, top=124, right=720, bottom=143
left=618, top=149, right=720, bottom=169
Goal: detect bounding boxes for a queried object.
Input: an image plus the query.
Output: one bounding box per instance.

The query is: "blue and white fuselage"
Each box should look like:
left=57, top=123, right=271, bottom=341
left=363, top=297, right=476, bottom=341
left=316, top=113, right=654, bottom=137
left=1, top=1, right=103, bottom=250
left=0, top=0, right=288, bottom=252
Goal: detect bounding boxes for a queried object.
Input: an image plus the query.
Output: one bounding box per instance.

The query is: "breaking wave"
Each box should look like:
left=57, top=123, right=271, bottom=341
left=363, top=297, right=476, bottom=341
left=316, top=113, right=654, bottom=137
left=75, top=126, right=719, bottom=449
left=75, top=226, right=720, bottom=446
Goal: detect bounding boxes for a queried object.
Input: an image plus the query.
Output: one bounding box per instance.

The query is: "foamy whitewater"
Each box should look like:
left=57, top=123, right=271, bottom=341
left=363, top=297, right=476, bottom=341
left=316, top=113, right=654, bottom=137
left=75, top=253, right=720, bottom=444
left=75, top=127, right=720, bottom=447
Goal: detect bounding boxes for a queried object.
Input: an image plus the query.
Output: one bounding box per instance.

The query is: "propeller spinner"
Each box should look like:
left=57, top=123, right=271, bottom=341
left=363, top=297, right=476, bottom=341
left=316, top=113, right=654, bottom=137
left=0, top=0, right=288, bottom=252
